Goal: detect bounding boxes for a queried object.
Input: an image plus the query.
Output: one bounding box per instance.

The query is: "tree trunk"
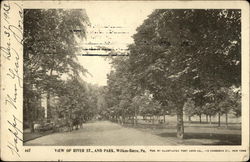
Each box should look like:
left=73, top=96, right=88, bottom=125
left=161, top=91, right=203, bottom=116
left=116, top=116, right=118, bottom=123
left=121, top=108, right=125, bottom=125
left=225, top=112, right=228, bottom=128
left=188, top=116, right=191, bottom=123
left=117, top=116, right=120, bottom=124
left=29, top=122, right=34, bottom=133
left=134, top=107, right=137, bottom=126
left=152, top=116, right=155, bottom=125
left=163, top=113, right=166, bottom=123
left=46, top=69, right=53, bottom=120
left=46, top=92, right=51, bottom=120
left=209, top=115, right=212, bottom=125
left=206, top=115, right=208, bottom=123
left=121, top=116, right=123, bottom=124
left=29, top=99, right=34, bottom=132
left=199, top=114, right=202, bottom=123
left=218, top=112, right=221, bottom=127
left=28, top=98, right=34, bottom=133
left=176, top=106, right=184, bottom=139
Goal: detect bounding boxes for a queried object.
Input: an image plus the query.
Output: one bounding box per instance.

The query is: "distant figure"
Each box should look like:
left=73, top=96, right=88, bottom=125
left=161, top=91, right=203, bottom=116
left=72, top=118, right=80, bottom=130
left=67, top=120, right=73, bottom=132
left=34, top=123, right=41, bottom=132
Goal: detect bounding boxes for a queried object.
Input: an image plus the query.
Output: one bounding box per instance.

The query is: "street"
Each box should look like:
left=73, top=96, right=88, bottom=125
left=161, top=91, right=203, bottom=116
left=25, top=121, right=179, bottom=145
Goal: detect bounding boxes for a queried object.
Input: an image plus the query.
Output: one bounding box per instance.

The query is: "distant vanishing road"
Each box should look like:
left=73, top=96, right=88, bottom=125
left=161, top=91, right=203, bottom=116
left=25, top=121, right=178, bottom=145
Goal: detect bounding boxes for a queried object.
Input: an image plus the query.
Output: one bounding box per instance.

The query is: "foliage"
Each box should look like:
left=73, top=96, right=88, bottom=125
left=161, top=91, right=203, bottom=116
left=24, top=9, right=89, bottom=94
left=127, top=9, right=241, bottom=138
left=56, top=77, right=98, bottom=125
left=183, top=98, right=196, bottom=117
left=104, top=10, right=241, bottom=136
left=23, top=9, right=90, bottom=130
left=129, top=9, right=240, bottom=105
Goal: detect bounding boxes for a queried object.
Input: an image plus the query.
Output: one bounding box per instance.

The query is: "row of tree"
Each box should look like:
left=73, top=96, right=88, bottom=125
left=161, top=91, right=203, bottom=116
left=23, top=9, right=98, bottom=132
left=103, top=9, right=241, bottom=139
left=184, top=86, right=241, bottom=126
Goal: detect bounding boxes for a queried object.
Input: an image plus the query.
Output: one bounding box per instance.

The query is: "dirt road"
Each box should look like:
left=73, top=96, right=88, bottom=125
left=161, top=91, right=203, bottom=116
left=25, top=121, right=178, bottom=145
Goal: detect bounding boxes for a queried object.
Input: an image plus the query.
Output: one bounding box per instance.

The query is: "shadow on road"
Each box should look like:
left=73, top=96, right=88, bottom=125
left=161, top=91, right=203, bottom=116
left=157, top=132, right=241, bottom=145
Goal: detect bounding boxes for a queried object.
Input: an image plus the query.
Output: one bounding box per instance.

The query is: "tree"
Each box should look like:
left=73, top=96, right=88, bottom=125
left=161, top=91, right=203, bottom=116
left=202, top=102, right=217, bottom=125
left=184, top=98, right=196, bottom=122
left=131, top=96, right=141, bottom=125
left=56, top=77, right=100, bottom=131
left=129, top=9, right=241, bottom=139
left=23, top=9, right=90, bottom=131
left=228, top=86, right=241, bottom=117
left=217, top=86, right=241, bottom=127
left=104, top=56, right=139, bottom=123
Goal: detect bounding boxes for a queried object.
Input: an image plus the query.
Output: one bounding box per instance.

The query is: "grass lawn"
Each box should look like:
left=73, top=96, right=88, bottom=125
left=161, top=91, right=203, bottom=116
left=122, top=115, right=241, bottom=145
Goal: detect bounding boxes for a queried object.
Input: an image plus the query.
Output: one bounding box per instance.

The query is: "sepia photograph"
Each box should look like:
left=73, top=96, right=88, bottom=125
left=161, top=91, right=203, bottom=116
left=1, top=0, right=249, bottom=161
left=23, top=8, right=241, bottom=146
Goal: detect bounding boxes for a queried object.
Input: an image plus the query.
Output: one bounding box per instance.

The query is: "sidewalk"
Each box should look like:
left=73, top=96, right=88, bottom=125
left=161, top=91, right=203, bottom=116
left=23, top=129, right=54, bottom=142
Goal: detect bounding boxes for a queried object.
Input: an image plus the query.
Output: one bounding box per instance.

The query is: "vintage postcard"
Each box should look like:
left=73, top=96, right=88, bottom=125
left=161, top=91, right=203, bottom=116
left=1, top=0, right=249, bottom=161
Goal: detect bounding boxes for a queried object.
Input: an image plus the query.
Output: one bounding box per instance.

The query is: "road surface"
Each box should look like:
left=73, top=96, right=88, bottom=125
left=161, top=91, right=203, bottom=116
left=25, top=121, right=178, bottom=145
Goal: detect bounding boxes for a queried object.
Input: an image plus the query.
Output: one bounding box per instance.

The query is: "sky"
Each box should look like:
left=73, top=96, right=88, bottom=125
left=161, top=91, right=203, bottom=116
left=77, top=5, right=154, bottom=86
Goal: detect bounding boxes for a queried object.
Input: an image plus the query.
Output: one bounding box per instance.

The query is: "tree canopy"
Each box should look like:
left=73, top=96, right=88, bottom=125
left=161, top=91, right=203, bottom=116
left=23, top=9, right=91, bottom=131
left=104, top=9, right=241, bottom=139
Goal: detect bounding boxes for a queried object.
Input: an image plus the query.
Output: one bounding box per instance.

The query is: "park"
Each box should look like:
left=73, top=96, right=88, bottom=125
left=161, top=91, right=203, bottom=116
left=23, top=9, right=241, bottom=146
